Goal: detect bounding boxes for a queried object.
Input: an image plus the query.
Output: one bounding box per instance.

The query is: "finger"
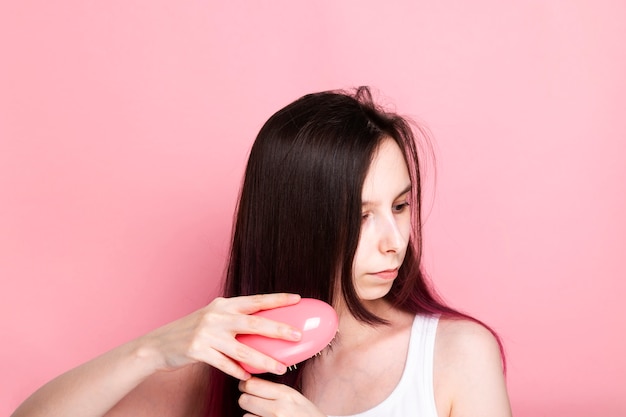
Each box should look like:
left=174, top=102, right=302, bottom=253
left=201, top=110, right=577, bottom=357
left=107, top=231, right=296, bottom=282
left=234, top=293, right=301, bottom=314
left=207, top=296, right=302, bottom=341
left=238, top=393, right=274, bottom=417
left=198, top=348, right=252, bottom=381
left=233, top=313, right=302, bottom=341
left=208, top=337, right=287, bottom=375
left=239, top=377, right=287, bottom=400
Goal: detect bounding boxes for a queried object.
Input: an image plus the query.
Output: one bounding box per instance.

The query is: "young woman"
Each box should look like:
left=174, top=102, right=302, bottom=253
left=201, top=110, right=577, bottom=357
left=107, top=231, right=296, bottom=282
left=12, top=87, right=511, bottom=417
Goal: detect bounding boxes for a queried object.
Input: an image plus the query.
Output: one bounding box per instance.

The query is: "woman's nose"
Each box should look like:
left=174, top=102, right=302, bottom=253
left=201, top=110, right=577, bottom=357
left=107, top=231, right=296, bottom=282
left=378, top=216, right=405, bottom=253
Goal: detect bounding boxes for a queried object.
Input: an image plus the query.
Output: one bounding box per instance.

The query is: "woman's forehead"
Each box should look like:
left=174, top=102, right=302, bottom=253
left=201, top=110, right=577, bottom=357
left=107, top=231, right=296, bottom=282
left=361, top=139, right=411, bottom=203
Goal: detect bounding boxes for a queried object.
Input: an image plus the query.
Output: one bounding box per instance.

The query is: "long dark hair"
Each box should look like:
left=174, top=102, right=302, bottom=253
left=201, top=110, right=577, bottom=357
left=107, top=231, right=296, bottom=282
left=205, top=87, right=500, bottom=415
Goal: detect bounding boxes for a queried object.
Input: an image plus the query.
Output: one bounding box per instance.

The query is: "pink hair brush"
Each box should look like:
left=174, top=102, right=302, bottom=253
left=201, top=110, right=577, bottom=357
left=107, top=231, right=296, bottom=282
left=236, top=298, right=338, bottom=374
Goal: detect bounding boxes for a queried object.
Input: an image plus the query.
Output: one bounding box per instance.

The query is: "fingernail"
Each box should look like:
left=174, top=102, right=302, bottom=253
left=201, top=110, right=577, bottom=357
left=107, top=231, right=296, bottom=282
left=291, top=329, right=302, bottom=340
left=275, top=363, right=287, bottom=374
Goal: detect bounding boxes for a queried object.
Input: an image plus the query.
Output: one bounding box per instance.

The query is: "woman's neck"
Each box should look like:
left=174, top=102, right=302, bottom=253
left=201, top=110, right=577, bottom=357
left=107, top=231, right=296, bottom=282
left=330, top=298, right=404, bottom=351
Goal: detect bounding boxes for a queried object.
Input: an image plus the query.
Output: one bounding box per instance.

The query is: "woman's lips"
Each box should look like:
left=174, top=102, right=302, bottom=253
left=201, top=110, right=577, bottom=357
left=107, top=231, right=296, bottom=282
left=372, top=268, right=398, bottom=280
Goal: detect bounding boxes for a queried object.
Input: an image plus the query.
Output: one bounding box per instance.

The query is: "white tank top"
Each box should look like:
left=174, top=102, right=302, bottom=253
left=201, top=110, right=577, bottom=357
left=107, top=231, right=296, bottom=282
left=328, top=314, right=440, bottom=417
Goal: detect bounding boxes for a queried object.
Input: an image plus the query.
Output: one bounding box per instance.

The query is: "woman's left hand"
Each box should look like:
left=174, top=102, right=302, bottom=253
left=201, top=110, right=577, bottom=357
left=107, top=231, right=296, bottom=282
left=238, top=377, right=326, bottom=417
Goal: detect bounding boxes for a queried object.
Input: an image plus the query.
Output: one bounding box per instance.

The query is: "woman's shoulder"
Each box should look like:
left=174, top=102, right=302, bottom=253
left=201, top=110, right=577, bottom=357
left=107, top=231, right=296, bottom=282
left=433, top=317, right=511, bottom=417
left=434, top=317, right=502, bottom=360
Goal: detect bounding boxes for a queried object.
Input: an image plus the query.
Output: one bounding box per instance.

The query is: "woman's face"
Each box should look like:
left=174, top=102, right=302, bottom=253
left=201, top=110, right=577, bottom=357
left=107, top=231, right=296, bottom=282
left=352, top=138, right=412, bottom=301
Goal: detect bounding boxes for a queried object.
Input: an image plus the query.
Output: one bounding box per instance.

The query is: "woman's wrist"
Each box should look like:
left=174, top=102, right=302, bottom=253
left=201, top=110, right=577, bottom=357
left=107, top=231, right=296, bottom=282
left=126, top=333, right=170, bottom=377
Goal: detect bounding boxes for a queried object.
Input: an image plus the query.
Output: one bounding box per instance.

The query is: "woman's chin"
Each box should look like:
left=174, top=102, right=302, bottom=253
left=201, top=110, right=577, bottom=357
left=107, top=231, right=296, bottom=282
left=357, top=285, right=393, bottom=303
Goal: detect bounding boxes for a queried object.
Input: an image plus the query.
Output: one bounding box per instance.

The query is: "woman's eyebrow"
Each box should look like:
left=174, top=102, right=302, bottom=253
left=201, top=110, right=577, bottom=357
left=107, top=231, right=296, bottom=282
left=395, top=184, right=412, bottom=199
left=362, top=184, right=412, bottom=206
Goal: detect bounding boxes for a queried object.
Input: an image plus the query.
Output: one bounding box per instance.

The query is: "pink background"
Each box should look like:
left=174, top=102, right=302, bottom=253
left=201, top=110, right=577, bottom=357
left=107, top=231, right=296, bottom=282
left=2, top=1, right=625, bottom=415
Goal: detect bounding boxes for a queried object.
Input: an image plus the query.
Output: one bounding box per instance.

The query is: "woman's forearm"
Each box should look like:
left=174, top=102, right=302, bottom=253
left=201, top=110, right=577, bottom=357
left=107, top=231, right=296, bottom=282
left=12, top=337, right=161, bottom=417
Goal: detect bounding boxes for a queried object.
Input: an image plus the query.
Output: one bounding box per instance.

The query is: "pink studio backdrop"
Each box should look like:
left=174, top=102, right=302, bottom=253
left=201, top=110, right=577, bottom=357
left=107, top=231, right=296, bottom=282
left=1, top=1, right=625, bottom=415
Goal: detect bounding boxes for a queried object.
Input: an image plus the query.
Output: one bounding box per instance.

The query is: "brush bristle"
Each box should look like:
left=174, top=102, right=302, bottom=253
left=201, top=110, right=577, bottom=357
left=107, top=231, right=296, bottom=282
left=285, top=330, right=338, bottom=372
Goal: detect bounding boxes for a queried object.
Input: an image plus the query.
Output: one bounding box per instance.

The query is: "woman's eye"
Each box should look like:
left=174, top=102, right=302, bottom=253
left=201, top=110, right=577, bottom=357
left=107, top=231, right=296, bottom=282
left=393, top=202, right=410, bottom=212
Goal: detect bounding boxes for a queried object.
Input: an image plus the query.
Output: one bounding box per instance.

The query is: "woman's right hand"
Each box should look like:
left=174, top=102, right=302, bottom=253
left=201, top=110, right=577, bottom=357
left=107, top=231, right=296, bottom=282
left=138, top=293, right=303, bottom=381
